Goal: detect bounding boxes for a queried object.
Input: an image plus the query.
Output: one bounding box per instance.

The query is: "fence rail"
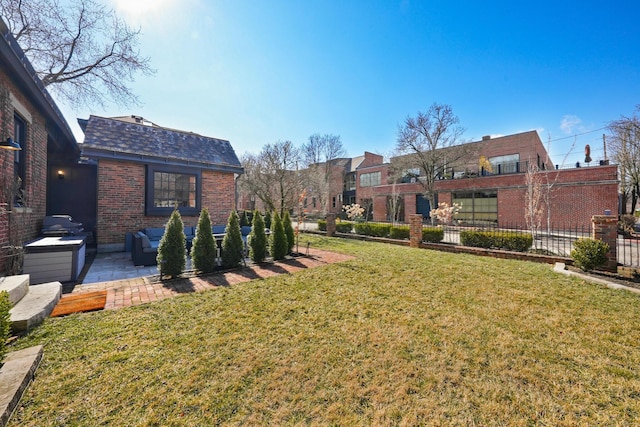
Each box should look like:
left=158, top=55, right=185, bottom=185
left=325, top=219, right=640, bottom=269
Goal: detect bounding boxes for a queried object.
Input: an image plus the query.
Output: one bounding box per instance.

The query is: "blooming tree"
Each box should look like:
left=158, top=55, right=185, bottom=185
left=342, top=203, right=365, bottom=221
left=430, top=202, right=461, bottom=225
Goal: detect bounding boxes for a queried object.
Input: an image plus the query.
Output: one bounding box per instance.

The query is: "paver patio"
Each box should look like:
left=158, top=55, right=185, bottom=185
left=62, top=248, right=354, bottom=311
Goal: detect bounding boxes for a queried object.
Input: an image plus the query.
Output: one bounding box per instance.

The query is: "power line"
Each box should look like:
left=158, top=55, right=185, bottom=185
left=547, top=127, right=608, bottom=144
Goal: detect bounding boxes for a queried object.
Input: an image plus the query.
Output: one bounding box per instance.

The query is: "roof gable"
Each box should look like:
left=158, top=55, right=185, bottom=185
left=80, top=115, right=242, bottom=172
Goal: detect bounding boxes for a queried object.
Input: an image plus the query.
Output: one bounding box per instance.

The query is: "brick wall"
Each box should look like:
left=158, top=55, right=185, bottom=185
left=368, top=163, right=618, bottom=228
left=96, top=158, right=236, bottom=249
left=0, top=68, right=50, bottom=271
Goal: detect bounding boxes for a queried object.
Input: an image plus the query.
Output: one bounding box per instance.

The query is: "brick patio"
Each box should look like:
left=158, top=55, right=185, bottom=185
left=64, top=249, right=354, bottom=310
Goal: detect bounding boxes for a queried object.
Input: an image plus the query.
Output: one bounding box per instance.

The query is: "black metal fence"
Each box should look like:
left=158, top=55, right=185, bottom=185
left=439, top=223, right=590, bottom=257
left=312, top=218, right=640, bottom=268
left=617, top=236, right=640, bottom=268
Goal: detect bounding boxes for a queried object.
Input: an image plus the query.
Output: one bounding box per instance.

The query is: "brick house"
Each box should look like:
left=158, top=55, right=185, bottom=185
left=296, top=152, right=383, bottom=218
left=80, top=115, right=243, bottom=252
left=0, top=19, right=79, bottom=274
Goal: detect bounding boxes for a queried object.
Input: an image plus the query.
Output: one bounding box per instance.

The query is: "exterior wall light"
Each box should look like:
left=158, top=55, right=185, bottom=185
left=0, top=137, right=21, bottom=150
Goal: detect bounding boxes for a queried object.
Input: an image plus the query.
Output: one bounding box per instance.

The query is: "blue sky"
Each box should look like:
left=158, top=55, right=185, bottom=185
left=58, top=0, right=640, bottom=167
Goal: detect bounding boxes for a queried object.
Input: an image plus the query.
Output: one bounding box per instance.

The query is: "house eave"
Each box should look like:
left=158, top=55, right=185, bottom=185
left=0, top=19, right=78, bottom=156
left=80, top=146, right=244, bottom=174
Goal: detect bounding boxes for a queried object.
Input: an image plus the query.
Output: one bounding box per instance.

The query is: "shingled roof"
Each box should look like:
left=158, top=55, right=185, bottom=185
left=80, top=115, right=243, bottom=173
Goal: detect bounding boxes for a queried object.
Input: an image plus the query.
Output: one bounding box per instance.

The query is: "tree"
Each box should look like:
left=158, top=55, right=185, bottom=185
left=524, top=162, right=544, bottom=249
left=609, top=107, right=640, bottom=213
left=157, top=209, right=186, bottom=278
left=239, top=141, right=300, bottom=216
left=283, top=211, right=295, bottom=254
left=191, top=208, right=217, bottom=274
left=270, top=211, right=287, bottom=261
left=221, top=210, right=244, bottom=268
left=0, top=0, right=154, bottom=109
left=395, top=103, right=467, bottom=223
left=264, top=211, right=272, bottom=230
left=301, top=134, right=346, bottom=214
left=249, top=209, right=267, bottom=263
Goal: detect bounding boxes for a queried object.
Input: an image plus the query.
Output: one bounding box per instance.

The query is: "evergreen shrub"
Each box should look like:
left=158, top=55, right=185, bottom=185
left=335, top=222, right=353, bottom=233
left=422, top=227, right=445, bottom=242
left=0, top=291, right=10, bottom=363
left=317, top=219, right=327, bottom=231
left=353, top=222, right=391, bottom=237
left=283, top=211, right=295, bottom=254
left=239, top=210, right=249, bottom=227
left=222, top=211, right=244, bottom=268
left=270, top=211, right=288, bottom=260
left=249, top=209, right=267, bottom=263
left=571, top=238, right=609, bottom=271
left=460, top=230, right=533, bottom=252
left=157, top=209, right=186, bottom=277
left=389, top=225, right=410, bottom=239
left=191, top=207, right=217, bottom=273
left=264, top=211, right=272, bottom=230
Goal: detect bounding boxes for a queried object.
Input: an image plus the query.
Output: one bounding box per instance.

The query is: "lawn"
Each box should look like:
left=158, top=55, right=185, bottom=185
left=8, top=235, right=640, bottom=425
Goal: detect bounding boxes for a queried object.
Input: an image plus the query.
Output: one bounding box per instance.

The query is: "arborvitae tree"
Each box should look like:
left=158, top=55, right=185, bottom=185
left=191, top=208, right=217, bottom=273
left=239, top=210, right=249, bottom=227
left=157, top=209, right=186, bottom=278
left=249, top=209, right=267, bottom=263
left=270, top=211, right=287, bottom=261
left=283, top=211, right=295, bottom=254
left=264, top=211, right=272, bottom=230
left=222, top=210, right=244, bottom=268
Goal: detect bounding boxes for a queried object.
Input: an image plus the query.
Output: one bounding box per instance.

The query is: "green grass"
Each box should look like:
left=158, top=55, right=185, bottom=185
left=9, top=235, right=640, bottom=425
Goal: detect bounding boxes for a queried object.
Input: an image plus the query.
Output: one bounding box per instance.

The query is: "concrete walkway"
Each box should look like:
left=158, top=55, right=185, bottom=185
left=68, top=249, right=354, bottom=310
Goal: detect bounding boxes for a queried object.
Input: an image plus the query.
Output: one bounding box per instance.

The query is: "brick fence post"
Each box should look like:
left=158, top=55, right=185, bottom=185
left=409, top=214, right=423, bottom=248
left=592, top=215, right=618, bottom=272
left=326, top=213, right=336, bottom=237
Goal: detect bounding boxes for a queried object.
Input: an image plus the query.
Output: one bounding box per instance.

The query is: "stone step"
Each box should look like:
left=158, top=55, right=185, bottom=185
left=0, top=274, right=30, bottom=306
left=9, top=282, right=62, bottom=333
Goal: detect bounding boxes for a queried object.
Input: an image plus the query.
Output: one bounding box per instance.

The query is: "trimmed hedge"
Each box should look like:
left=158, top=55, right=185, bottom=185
left=422, top=227, right=444, bottom=243
left=317, top=219, right=327, bottom=231
left=389, top=225, right=410, bottom=240
left=336, top=222, right=353, bottom=233
left=354, top=222, right=391, bottom=237
left=460, top=230, right=533, bottom=252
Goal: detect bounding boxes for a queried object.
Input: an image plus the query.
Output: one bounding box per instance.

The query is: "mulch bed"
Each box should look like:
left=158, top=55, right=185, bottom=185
left=566, top=265, right=640, bottom=290
left=50, top=291, right=108, bottom=317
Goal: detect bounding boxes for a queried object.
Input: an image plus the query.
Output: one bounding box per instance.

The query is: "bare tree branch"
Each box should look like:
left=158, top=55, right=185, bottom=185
left=239, top=141, right=301, bottom=216
left=395, top=103, right=466, bottom=223
left=0, top=0, right=154, bottom=109
left=300, top=134, right=346, bottom=214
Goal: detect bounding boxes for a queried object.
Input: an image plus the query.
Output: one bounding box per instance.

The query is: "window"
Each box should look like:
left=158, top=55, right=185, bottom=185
left=489, top=154, right=519, bottom=174
left=359, top=171, right=381, bottom=187
left=344, top=173, right=356, bottom=191
left=453, top=191, right=497, bottom=225
left=146, top=165, right=201, bottom=216
left=332, top=196, right=336, bottom=208
left=312, top=197, right=316, bottom=208
left=13, top=114, right=26, bottom=204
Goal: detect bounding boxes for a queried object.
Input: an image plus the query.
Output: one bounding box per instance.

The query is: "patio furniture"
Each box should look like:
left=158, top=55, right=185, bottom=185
left=23, top=236, right=86, bottom=283
left=132, top=231, right=158, bottom=266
